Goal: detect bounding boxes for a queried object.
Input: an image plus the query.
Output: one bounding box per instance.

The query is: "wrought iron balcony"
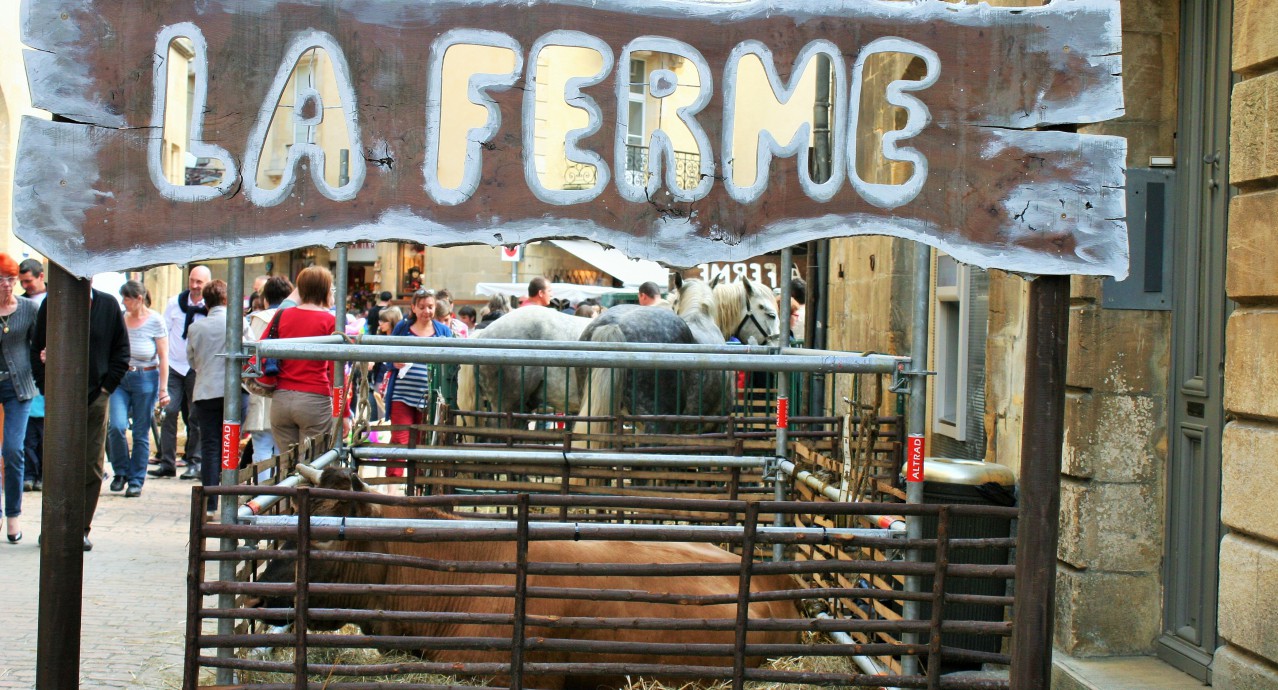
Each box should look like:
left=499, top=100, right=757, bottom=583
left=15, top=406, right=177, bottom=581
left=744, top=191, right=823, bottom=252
left=563, top=145, right=702, bottom=191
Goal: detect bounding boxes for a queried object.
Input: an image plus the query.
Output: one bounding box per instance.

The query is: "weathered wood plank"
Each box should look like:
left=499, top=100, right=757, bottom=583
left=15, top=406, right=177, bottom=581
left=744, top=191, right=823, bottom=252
left=17, top=0, right=1127, bottom=277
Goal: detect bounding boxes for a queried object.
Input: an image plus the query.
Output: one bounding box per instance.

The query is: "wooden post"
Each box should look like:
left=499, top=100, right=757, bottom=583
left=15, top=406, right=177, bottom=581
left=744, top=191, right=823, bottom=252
left=36, top=264, right=92, bottom=689
left=1010, top=274, right=1070, bottom=688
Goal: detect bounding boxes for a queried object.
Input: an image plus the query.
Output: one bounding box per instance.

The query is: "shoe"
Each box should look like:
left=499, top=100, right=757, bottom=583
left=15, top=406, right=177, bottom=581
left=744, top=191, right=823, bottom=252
left=176, top=457, right=188, bottom=468
left=33, top=480, right=42, bottom=491
left=83, top=536, right=93, bottom=552
left=125, top=485, right=142, bottom=498
left=6, top=532, right=20, bottom=544
left=109, top=476, right=126, bottom=492
left=148, top=467, right=176, bottom=478
left=180, top=467, right=201, bottom=480
left=23, top=480, right=34, bottom=492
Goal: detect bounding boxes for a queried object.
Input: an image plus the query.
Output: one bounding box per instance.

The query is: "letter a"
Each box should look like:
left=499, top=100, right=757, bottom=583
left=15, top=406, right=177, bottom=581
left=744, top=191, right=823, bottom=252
left=243, top=31, right=365, bottom=207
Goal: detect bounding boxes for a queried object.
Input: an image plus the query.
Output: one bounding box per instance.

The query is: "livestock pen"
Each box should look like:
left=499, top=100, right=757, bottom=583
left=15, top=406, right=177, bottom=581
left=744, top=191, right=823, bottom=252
left=184, top=332, right=1020, bottom=690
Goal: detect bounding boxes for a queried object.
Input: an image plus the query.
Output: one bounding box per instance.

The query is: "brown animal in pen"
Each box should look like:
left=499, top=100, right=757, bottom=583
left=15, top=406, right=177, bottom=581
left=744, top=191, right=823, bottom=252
left=258, top=465, right=801, bottom=690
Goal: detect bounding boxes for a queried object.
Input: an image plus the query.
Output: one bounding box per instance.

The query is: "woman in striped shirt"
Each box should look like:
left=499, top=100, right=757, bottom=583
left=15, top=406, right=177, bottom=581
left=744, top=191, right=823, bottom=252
left=385, top=289, right=452, bottom=478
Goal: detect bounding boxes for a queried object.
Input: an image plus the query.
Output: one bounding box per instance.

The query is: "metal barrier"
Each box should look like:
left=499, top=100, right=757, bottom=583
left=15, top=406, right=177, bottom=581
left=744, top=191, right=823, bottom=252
left=187, top=484, right=1015, bottom=690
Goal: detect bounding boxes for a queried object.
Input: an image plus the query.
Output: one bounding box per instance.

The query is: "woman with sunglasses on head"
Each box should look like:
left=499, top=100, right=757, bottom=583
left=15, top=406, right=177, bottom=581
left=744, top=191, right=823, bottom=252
left=269, top=266, right=341, bottom=453
left=106, top=280, right=169, bottom=497
left=383, top=288, right=451, bottom=478
left=0, top=254, right=38, bottom=543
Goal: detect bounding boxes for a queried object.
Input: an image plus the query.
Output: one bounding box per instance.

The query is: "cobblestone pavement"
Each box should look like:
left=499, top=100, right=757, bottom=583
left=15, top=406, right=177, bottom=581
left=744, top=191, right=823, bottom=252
left=0, top=471, right=204, bottom=689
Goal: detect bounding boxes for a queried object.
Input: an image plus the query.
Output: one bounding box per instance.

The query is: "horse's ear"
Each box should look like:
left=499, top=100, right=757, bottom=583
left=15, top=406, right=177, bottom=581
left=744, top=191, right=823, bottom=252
left=741, top=278, right=754, bottom=296
left=709, top=273, right=723, bottom=289
left=674, top=273, right=684, bottom=290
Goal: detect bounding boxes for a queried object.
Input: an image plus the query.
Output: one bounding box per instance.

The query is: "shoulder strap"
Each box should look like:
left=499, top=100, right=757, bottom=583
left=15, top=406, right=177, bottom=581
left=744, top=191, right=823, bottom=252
left=266, top=309, right=283, bottom=340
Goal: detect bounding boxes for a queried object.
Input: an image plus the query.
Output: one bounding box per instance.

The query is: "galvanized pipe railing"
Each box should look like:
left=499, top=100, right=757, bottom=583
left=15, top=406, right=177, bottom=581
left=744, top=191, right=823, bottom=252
left=362, top=334, right=794, bottom=355
left=350, top=445, right=768, bottom=469
left=251, top=341, right=902, bottom=374
left=238, top=515, right=907, bottom=541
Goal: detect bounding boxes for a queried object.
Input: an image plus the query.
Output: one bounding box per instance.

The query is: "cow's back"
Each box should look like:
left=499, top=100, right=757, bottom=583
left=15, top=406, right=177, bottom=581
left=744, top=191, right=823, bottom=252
left=368, top=515, right=801, bottom=689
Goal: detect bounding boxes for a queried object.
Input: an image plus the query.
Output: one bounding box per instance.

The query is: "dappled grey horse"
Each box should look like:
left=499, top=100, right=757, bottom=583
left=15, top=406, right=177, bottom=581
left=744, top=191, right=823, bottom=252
left=456, top=306, right=592, bottom=427
left=574, top=277, right=730, bottom=444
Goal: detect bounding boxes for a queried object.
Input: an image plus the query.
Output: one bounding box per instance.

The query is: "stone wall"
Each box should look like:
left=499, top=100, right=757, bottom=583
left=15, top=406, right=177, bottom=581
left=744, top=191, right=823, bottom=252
left=1218, top=0, right=1278, bottom=681
left=1024, top=0, right=1178, bottom=657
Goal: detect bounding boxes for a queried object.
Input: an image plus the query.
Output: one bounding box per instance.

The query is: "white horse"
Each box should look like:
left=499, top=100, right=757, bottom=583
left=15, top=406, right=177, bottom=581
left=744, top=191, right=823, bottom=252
left=709, top=277, right=781, bottom=345
left=456, top=306, right=593, bottom=427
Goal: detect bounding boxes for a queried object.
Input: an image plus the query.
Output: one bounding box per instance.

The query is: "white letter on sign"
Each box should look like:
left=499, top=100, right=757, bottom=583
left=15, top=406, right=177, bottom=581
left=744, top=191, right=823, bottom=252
left=846, top=37, right=940, bottom=209
left=523, top=32, right=614, bottom=205
left=722, top=40, right=846, bottom=205
left=148, top=23, right=240, bottom=201
left=614, top=37, right=714, bottom=204
left=424, top=30, right=523, bottom=206
left=242, top=31, right=365, bottom=207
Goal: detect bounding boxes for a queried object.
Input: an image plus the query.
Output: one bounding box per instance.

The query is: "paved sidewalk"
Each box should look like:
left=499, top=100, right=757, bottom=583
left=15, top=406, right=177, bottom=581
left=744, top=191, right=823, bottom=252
left=0, top=473, right=203, bottom=689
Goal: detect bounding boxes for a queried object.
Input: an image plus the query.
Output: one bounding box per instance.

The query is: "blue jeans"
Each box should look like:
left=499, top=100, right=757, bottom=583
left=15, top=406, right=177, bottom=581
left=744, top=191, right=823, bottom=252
left=107, top=368, right=160, bottom=488
left=0, top=379, right=32, bottom=518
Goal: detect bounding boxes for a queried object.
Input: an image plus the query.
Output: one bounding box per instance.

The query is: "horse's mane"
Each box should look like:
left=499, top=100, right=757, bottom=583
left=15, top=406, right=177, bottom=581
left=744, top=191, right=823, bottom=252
left=711, top=278, right=771, bottom=340
left=673, top=279, right=716, bottom=321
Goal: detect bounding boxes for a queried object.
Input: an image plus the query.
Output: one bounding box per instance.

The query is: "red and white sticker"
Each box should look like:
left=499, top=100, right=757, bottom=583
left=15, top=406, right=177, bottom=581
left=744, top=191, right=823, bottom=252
left=221, top=422, right=241, bottom=470
left=776, top=396, right=789, bottom=430
left=332, top=385, right=346, bottom=418
left=906, top=433, right=925, bottom=483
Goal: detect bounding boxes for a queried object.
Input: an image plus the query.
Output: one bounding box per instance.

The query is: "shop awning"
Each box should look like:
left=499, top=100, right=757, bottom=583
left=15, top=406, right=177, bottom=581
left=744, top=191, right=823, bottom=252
left=546, top=239, right=668, bottom=287
left=474, top=282, right=634, bottom=304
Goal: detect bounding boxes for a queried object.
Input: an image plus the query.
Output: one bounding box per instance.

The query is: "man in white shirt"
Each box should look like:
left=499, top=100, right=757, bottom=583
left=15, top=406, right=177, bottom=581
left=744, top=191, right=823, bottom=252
left=19, top=259, right=46, bottom=305
left=151, top=265, right=211, bottom=479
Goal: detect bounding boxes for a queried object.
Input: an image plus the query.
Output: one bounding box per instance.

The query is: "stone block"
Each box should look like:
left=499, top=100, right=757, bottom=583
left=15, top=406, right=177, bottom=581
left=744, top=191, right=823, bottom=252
left=1224, top=310, right=1278, bottom=419
left=1213, top=645, right=1278, bottom=690
left=1062, top=390, right=1164, bottom=483
left=1222, top=422, right=1278, bottom=541
left=1219, top=534, right=1278, bottom=662
left=1068, top=305, right=1171, bottom=394
left=1228, top=189, right=1278, bottom=301
left=1234, top=0, right=1278, bottom=75
left=1118, top=30, right=1180, bottom=124
left=1079, top=119, right=1177, bottom=168
left=1055, top=566, right=1160, bottom=656
left=1057, top=480, right=1163, bottom=572
left=1231, top=73, right=1278, bottom=186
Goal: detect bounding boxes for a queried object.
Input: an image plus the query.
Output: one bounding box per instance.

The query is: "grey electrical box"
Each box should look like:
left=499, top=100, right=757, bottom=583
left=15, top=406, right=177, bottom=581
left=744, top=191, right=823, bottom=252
left=1103, top=168, right=1175, bottom=311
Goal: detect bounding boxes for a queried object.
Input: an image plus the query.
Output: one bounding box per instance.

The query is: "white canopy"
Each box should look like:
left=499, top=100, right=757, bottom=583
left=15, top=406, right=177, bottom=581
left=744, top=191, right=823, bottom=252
left=546, top=239, right=669, bottom=287
left=474, top=282, right=634, bottom=304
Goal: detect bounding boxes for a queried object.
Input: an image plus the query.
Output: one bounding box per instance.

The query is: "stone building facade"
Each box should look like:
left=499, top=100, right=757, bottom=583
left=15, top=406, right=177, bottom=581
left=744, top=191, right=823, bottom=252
left=1215, top=0, right=1278, bottom=683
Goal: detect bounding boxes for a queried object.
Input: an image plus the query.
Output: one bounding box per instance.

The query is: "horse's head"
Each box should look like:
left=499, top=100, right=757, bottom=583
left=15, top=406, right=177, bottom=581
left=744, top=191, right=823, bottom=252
left=736, top=278, right=781, bottom=346
left=670, top=274, right=716, bottom=321
left=706, top=277, right=780, bottom=345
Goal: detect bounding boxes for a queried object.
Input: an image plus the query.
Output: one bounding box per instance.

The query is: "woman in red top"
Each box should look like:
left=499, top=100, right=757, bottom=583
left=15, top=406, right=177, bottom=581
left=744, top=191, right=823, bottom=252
left=269, top=266, right=337, bottom=452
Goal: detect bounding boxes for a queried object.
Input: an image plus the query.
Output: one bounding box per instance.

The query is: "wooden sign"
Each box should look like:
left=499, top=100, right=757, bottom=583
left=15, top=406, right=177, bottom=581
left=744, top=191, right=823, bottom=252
left=15, top=0, right=1127, bottom=278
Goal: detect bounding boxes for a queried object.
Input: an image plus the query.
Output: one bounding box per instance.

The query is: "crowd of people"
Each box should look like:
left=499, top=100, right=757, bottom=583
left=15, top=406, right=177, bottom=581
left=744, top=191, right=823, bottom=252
left=1, top=263, right=806, bottom=551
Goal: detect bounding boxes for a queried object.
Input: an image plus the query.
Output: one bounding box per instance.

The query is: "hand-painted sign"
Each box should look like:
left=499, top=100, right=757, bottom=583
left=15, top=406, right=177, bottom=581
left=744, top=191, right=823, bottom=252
left=16, top=0, right=1126, bottom=278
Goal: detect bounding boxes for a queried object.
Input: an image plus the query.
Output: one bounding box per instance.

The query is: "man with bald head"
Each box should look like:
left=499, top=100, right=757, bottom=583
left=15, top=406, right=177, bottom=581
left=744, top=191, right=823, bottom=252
left=151, top=265, right=210, bottom=479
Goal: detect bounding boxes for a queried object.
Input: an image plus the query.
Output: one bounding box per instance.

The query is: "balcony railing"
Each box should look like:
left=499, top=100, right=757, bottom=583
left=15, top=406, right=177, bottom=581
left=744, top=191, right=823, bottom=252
left=563, top=145, right=702, bottom=191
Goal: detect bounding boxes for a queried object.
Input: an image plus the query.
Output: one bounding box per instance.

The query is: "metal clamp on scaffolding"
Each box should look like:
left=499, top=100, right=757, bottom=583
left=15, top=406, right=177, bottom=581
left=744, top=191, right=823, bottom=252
left=889, top=359, right=933, bottom=395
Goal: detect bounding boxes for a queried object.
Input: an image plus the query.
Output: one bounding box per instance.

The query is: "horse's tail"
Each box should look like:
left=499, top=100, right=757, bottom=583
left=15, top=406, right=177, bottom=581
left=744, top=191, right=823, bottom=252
left=571, top=324, right=626, bottom=449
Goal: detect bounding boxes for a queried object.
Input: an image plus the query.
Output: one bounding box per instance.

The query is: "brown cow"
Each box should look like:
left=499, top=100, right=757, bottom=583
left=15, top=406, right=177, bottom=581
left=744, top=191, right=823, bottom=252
left=265, top=465, right=801, bottom=690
